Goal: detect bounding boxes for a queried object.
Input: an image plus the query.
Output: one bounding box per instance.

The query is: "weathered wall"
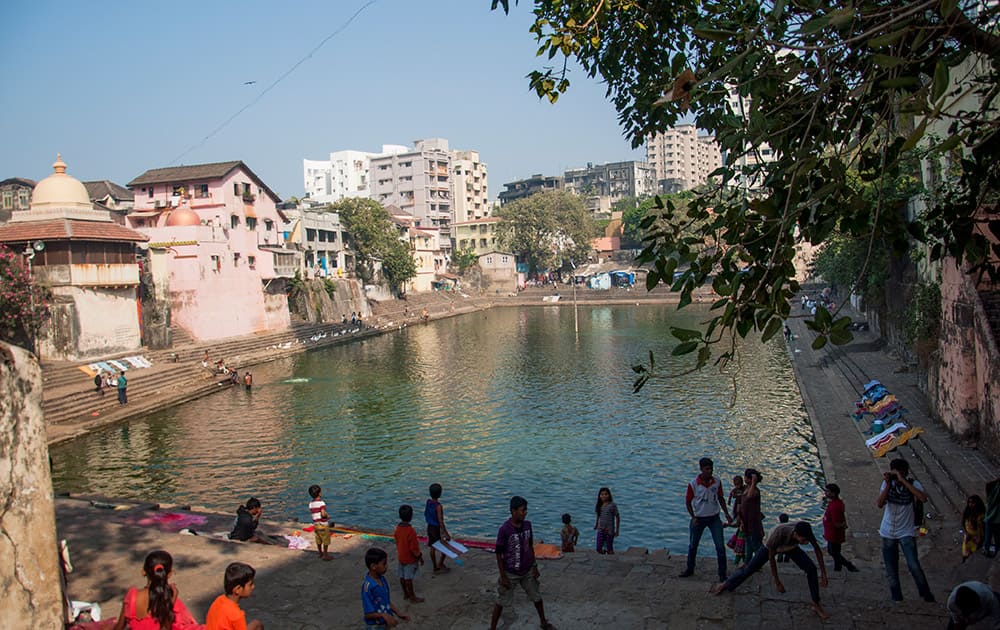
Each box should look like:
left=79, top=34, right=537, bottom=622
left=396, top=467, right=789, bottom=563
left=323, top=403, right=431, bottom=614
left=170, top=273, right=289, bottom=341
left=0, top=342, right=64, bottom=628
left=36, top=286, right=142, bottom=361
left=290, top=278, right=371, bottom=323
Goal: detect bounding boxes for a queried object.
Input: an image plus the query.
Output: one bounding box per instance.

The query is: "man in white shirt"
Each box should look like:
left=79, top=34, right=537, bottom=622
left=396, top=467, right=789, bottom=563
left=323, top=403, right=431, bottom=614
left=877, top=458, right=934, bottom=602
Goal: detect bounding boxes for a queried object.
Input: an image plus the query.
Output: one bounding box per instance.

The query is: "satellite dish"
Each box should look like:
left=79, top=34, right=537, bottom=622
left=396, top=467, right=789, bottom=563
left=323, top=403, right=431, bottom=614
left=32, top=240, right=45, bottom=252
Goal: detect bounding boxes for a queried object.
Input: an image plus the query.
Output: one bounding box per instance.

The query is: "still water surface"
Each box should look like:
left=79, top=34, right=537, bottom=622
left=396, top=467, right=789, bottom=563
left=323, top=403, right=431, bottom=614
left=51, top=305, right=824, bottom=552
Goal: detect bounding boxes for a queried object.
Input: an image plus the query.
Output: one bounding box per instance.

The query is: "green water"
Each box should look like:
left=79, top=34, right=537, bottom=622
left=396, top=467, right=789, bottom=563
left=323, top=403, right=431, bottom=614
left=50, top=304, right=824, bottom=552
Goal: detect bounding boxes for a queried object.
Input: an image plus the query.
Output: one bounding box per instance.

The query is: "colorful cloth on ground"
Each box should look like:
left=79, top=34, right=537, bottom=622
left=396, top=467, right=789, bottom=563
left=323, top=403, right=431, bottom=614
left=872, top=427, right=924, bottom=458
left=132, top=512, right=208, bottom=532
left=205, top=594, right=245, bottom=630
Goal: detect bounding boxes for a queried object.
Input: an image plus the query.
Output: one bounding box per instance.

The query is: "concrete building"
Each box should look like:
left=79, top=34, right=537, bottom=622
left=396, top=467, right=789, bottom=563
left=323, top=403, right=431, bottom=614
left=127, top=160, right=296, bottom=341
left=0, top=156, right=147, bottom=360
left=477, top=250, right=517, bottom=294
left=302, top=146, right=407, bottom=204
left=0, top=177, right=35, bottom=224
left=498, top=174, right=564, bottom=206
left=369, top=138, right=455, bottom=253
left=453, top=217, right=500, bottom=256
left=563, top=160, right=656, bottom=216
left=645, top=124, right=722, bottom=192
left=278, top=201, right=350, bottom=277
left=388, top=209, right=444, bottom=293
left=452, top=150, right=489, bottom=223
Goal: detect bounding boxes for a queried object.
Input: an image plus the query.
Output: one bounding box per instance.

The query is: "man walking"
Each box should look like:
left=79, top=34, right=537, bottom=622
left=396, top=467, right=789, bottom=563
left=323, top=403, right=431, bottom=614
left=680, top=457, right=732, bottom=581
left=877, top=457, right=934, bottom=602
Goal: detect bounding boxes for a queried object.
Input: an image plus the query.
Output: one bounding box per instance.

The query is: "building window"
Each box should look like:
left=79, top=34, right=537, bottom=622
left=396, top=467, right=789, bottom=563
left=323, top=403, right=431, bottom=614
left=196, top=184, right=209, bottom=198
left=234, top=183, right=240, bottom=195
left=234, top=253, right=241, bottom=267
left=1, top=191, right=12, bottom=209
left=147, top=187, right=154, bottom=198
left=210, top=255, right=221, bottom=272
left=17, top=190, right=29, bottom=209
left=231, top=215, right=240, bottom=229
left=246, top=217, right=258, bottom=231
left=264, top=219, right=273, bottom=231
left=248, top=256, right=256, bottom=270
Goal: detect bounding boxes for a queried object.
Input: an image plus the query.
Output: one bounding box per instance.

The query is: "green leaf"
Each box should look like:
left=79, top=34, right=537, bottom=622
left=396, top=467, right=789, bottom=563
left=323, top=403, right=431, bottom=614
left=761, top=317, right=783, bottom=342
left=931, top=134, right=963, bottom=153
left=798, top=13, right=832, bottom=35
left=693, top=27, right=735, bottom=41
left=645, top=270, right=660, bottom=291
left=932, top=60, right=950, bottom=102
left=697, top=346, right=712, bottom=370
left=811, top=334, right=828, bottom=350
left=867, top=29, right=907, bottom=49
left=678, top=291, right=692, bottom=309
left=878, top=77, right=920, bottom=89
left=672, top=341, right=699, bottom=356
left=900, top=118, right=928, bottom=153
left=670, top=327, right=702, bottom=341
left=829, top=329, right=854, bottom=345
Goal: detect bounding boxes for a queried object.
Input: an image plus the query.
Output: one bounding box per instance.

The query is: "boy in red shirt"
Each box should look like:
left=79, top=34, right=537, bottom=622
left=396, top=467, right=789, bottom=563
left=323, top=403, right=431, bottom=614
left=393, top=504, right=425, bottom=603
left=822, top=483, right=858, bottom=572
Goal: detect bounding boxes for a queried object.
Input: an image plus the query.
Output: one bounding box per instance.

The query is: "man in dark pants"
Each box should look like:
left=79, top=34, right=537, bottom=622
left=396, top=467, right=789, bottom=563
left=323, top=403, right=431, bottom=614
left=711, top=520, right=830, bottom=620
left=679, top=457, right=732, bottom=581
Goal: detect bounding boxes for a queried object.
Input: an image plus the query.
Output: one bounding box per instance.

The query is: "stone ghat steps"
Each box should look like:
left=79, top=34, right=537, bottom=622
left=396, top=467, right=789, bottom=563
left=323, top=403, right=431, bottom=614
left=40, top=322, right=349, bottom=392
left=42, top=322, right=372, bottom=429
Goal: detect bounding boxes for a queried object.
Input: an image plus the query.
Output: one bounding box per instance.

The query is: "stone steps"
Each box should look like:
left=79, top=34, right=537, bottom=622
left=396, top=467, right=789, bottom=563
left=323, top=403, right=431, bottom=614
left=42, top=321, right=371, bottom=431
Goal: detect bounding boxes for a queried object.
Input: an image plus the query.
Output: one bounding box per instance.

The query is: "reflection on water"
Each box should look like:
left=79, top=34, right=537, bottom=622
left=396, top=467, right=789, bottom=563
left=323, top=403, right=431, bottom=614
left=51, top=305, right=824, bottom=552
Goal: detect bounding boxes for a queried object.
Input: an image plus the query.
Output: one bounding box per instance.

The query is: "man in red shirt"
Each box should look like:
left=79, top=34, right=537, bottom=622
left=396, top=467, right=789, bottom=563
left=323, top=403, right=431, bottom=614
left=822, top=483, right=858, bottom=572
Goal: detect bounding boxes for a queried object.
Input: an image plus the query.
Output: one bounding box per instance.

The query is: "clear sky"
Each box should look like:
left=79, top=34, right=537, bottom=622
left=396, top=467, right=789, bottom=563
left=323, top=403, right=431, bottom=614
left=0, top=0, right=644, bottom=201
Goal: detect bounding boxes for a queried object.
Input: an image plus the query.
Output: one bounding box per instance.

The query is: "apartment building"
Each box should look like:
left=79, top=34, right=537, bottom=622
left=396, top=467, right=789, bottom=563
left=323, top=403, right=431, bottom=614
left=452, top=150, right=489, bottom=223
left=498, top=174, right=564, bottom=205
left=369, top=138, right=454, bottom=253
left=645, top=124, right=722, bottom=193
left=563, top=160, right=656, bottom=211
left=303, top=146, right=407, bottom=204
left=452, top=217, right=500, bottom=256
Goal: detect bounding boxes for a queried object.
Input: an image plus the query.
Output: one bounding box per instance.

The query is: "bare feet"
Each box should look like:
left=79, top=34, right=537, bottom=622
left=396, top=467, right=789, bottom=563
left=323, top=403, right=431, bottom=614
left=811, top=602, right=830, bottom=620
left=710, top=582, right=727, bottom=595
left=433, top=565, right=450, bottom=574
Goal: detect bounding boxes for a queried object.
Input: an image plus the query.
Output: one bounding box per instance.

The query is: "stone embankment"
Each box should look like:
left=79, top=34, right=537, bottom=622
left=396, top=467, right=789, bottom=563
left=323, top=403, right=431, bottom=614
left=54, top=288, right=1000, bottom=628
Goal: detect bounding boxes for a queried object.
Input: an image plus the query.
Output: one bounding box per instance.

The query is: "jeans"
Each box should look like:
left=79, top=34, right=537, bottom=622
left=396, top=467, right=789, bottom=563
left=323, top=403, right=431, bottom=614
left=686, top=514, right=727, bottom=581
left=827, top=542, right=855, bottom=570
left=725, top=546, right=821, bottom=602
left=745, top=533, right=763, bottom=561
left=881, top=536, right=931, bottom=601
left=117, top=387, right=127, bottom=405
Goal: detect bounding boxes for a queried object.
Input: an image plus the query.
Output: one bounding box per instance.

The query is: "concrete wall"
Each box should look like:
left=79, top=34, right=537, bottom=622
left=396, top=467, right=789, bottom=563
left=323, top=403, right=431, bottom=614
left=931, top=261, right=1000, bottom=449
left=170, top=272, right=289, bottom=341
left=37, top=285, right=142, bottom=361
left=0, top=342, right=64, bottom=628
left=289, top=278, right=371, bottom=323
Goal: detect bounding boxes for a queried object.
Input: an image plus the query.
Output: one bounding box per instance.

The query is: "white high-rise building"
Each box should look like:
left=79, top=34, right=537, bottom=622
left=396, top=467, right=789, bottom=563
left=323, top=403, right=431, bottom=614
left=369, top=138, right=454, bottom=251
left=645, top=124, right=722, bottom=193
left=303, top=146, right=407, bottom=203
left=452, top=150, right=489, bottom=224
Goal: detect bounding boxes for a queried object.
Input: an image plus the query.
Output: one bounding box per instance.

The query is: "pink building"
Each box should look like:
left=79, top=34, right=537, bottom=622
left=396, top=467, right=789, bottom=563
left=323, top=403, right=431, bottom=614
left=127, top=161, right=297, bottom=341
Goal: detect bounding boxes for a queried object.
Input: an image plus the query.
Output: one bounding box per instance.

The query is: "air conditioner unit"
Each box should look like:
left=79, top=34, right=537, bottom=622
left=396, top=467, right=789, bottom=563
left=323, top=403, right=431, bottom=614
left=154, top=200, right=165, bottom=209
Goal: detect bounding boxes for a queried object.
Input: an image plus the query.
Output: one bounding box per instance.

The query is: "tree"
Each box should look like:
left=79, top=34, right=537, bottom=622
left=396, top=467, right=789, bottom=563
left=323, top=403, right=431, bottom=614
left=495, top=190, right=598, bottom=275
left=622, top=192, right=695, bottom=247
left=492, top=0, right=1000, bottom=366
left=452, top=247, right=480, bottom=274
left=335, top=198, right=415, bottom=293
left=0, top=245, right=51, bottom=352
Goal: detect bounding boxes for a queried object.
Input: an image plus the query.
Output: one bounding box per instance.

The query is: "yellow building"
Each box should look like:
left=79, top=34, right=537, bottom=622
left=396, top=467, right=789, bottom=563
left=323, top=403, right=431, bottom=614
left=452, top=217, right=500, bottom=256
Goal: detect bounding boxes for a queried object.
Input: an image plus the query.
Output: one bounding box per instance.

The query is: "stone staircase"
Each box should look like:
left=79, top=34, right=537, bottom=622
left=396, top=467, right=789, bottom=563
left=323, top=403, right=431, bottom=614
left=41, top=320, right=374, bottom=433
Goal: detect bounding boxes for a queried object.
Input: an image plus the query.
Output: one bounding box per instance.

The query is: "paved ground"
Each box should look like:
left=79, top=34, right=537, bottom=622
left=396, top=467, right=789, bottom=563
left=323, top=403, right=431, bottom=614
left=56, top=292, right=1000, bottom=628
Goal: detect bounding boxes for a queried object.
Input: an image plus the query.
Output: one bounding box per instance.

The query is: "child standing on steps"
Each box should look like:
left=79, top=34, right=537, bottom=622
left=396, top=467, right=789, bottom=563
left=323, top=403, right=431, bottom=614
left=962, top=494, right=986, bottom=561
left=822, top=483, right=858, bottom=572
left=394, top=504, right=424, bottom=603
left=594, top=487, right=620, bottom=554
left=560, top=513, right=579, bottom=552
left=425, top=483, right=452, bottom=573
left=308, top=484, right=333, bottom=561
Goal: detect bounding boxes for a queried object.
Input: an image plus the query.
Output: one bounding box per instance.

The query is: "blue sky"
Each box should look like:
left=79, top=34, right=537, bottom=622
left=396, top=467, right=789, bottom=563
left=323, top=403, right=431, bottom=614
left=0, top=0, right=644, bottom=200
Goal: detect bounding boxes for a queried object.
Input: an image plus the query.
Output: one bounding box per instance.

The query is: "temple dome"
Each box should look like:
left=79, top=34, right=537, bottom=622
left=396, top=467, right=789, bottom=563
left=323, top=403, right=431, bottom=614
left=31, top=155, right=93, bottom=211
left=164, top=207, right=201, bottom=227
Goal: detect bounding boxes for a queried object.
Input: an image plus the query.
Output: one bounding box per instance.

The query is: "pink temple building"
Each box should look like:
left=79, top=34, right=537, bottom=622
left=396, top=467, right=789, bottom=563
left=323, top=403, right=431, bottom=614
left=127, top=161, right=298, bottom=341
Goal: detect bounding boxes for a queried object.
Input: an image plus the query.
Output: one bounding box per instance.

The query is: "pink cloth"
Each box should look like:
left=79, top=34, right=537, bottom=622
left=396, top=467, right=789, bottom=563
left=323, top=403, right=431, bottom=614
left=131, top=512, right=209, bottom=531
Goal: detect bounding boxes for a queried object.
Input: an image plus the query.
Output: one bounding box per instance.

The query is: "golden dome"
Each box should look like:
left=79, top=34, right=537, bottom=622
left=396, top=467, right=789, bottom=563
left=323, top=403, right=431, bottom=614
left=164, top=207, right=201, bottom=227
left=31, top=155, right=93, bottom=211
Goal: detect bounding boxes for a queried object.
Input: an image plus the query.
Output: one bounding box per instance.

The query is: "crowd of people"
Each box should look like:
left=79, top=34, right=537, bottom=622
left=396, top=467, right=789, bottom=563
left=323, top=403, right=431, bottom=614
left=70, top=457, right=1000, bottom=628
